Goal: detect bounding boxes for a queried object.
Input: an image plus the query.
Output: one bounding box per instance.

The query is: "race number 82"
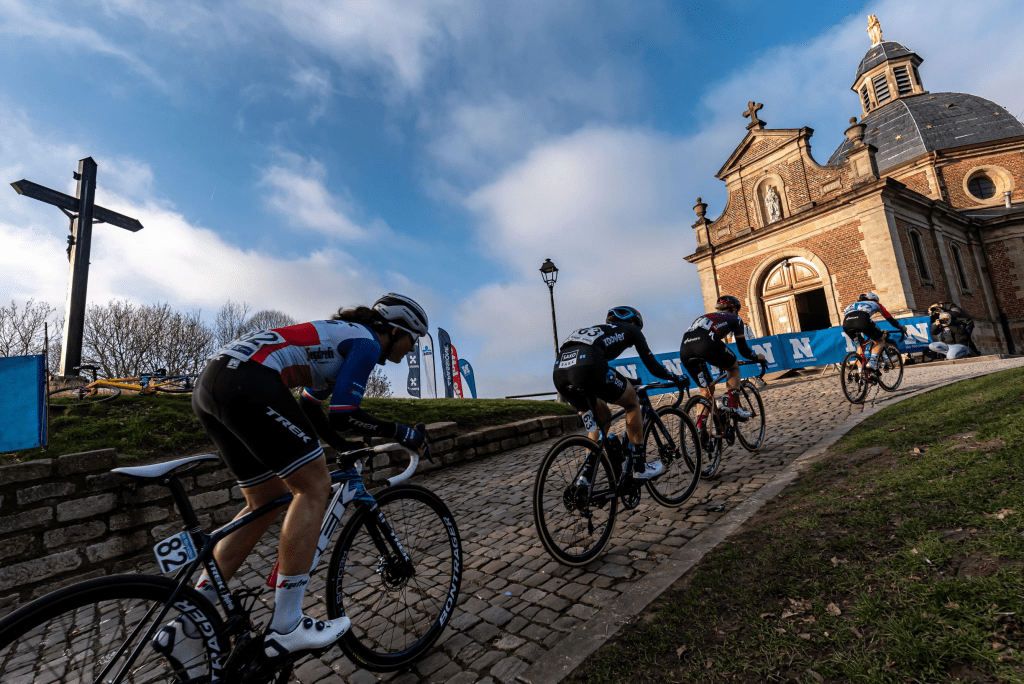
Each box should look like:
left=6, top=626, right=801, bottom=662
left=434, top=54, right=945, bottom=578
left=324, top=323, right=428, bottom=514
left=153, top=531, right=198, bottom=574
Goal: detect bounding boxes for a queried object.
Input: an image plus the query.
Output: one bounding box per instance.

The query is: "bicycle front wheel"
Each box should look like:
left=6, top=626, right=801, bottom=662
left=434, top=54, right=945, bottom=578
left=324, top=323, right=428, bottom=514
left=0, top=575, right=223, bottom=684
left=683, top=395, right=724, bottom=479
left=735, top=380, right=766, bottom=452
left=877, top=343, right=904, bottom=391
left=840, top=352, right=868, bottom=403
left=644, top=406, right=701, bottom=507
left=48, top=383, right=121, bottom=409
left=326, top=484, right=462, bottom=672
left=533, top=435, right=619, bottom=567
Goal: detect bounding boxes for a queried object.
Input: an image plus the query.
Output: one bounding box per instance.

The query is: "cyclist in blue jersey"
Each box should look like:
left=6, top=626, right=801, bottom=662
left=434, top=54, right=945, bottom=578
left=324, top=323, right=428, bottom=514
left=842, top=292, right=907, bottom=377
left=155, top=294, right=428, bottom=672
left=553, top=306, right=689, bottom=480
left=678, top=295, right=766, bottom=421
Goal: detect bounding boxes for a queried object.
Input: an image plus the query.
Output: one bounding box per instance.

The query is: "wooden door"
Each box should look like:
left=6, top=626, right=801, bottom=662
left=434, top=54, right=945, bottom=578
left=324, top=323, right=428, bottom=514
left=765, top=297, right=797, bottom=335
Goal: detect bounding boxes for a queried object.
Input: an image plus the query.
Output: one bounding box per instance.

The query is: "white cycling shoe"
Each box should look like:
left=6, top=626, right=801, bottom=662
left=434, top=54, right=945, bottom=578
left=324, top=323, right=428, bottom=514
left=732, top=406, right=752, bottom=422
left=633, top=460, right=664, bottom=480
left=152, top=617, right=206, bottom=681
left=263, top=615, right=351, bottom=659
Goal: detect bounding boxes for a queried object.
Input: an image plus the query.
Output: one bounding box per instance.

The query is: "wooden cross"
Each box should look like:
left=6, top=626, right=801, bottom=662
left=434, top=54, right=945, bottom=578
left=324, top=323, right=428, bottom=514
left=743, top=101, right=765, bottom=129
left=11, top=157, right=143, bottom=377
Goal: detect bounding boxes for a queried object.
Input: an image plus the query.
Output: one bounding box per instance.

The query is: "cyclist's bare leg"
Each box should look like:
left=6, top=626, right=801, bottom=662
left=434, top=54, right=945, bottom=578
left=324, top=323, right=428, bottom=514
left=210, top=479, right=289, bottom=580
left=277, top=455, right=332, bottom=577
left=587, top=399, right=613, bottom=443
left=610, top=382, right=642, bottom=446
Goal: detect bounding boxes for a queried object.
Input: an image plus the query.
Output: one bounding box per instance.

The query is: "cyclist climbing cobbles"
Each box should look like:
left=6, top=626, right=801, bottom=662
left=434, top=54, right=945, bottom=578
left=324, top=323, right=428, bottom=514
left=552, top=306, right=688, bottom=481
left=153, top=293, right=429, bottom=676
left=678, top=295, right=766, bottom=431
left=842, top=292, right=907, bottom=379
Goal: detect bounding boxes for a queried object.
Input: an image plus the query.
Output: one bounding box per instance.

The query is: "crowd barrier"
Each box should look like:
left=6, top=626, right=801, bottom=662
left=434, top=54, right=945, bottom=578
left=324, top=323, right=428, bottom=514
left=612, top=316, right=932, bottom=395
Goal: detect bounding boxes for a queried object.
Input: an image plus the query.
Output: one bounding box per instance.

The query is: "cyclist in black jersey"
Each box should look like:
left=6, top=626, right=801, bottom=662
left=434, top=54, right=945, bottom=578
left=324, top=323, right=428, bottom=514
left=552, top=306, right=688, bottom=480
left=678, top=295, right=766, bottom=421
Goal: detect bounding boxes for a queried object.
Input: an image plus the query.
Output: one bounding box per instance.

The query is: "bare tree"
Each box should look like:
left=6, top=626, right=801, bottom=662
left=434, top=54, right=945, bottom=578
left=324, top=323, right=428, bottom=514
left=81, top=300, right=215, bottom=377
left=0, top=299, right=57, bottom=357
left=214, top=300, right=252, bottom=347
left=247, top=309, right=297, bottom=332
left=364, top=366, right=393, bottom=398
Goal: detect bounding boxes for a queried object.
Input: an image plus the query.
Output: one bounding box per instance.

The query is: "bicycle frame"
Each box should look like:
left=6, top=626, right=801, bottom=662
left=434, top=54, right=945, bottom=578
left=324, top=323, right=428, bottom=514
left=848, top=328, right=905, bottom=369
left=105, top=448, right=416, bottom=683
left=690, top=360, right=765, bottom=428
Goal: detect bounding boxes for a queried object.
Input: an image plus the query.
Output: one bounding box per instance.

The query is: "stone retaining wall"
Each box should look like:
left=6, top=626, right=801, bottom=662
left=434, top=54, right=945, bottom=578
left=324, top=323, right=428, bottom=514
left=0, top=414, right=580, bottom=614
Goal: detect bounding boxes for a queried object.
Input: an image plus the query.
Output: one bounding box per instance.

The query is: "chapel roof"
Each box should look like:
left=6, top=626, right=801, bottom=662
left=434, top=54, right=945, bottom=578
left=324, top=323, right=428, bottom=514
left=854, top=41, right=920, bottom=83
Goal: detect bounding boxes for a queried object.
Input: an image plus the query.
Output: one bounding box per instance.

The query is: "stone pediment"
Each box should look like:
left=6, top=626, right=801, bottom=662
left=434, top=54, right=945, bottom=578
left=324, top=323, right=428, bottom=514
left=715, top=128, right=807, bottom=180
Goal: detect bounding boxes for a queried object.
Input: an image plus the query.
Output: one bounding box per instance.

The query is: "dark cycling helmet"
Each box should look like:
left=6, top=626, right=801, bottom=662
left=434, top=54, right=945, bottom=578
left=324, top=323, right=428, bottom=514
left=607, top=306, right=643, bottom=329
left=858, top=292, right=880, bottom=302
left=715, top=295, right=741, bottom=313
left=373, top=293, right=429, bottom=337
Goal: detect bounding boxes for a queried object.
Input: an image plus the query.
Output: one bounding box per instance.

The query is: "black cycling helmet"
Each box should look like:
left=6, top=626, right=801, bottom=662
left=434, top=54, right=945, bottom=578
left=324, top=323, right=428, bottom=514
left=715, top=295, right=741, bottom=313
left=607, top=306, right=643, bottom=330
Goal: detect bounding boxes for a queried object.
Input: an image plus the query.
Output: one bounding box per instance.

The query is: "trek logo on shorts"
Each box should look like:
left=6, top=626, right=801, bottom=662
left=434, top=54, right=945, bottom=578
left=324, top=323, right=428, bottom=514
left=265, top=407, right=313, bottom=443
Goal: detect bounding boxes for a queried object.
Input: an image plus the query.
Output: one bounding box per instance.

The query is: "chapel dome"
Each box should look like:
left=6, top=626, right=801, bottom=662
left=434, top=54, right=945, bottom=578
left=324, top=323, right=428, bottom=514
left=854, top=41, right=919, bottom=83
left=827, top=92, right=1024, bottom=172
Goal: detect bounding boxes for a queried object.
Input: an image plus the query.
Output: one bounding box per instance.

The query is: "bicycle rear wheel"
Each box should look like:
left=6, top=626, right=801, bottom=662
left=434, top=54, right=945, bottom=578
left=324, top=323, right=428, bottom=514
left=876, top=343, right=904, bottom=391
left=644, top=406, right=701, bottom=507
left=734, top=380, right=766, bottom=452
left=533, top=435, right=618, bottom=567
left=683, top=395, right=724, bottom=479
left=154, top=376, right=195, bottom=393
left=47, top=383, right=121, bottom=409
left=840, top=352, right=868, bottom=403
left=326, top=484, right=462, bottom=672
left=0, top=575, right=223, bottom=684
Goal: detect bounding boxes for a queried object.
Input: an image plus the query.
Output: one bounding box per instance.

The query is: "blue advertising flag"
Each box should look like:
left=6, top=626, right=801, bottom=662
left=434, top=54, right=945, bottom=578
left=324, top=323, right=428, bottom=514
left=437, top=328, right=455, bottom=398
left=458, top=359, right=477, bottom=399
left=405, top=339, right=421, bottom=398
left=0, top=354, right=48, bottom=452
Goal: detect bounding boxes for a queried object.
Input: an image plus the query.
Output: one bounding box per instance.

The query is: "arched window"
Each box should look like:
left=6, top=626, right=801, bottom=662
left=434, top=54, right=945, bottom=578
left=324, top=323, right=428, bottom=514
left=909, top=229, right=932, bottom=283
left=950, top=243, right=972, bottom=293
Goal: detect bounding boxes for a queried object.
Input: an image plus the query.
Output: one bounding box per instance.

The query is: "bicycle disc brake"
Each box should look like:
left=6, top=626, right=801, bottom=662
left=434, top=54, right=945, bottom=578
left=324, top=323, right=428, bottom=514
left=377, top=553, right=414, bottom=591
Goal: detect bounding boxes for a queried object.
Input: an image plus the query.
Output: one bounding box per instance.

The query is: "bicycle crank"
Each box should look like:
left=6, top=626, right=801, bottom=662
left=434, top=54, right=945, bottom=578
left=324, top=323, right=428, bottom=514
left=222, top=632, right=298, bottom=684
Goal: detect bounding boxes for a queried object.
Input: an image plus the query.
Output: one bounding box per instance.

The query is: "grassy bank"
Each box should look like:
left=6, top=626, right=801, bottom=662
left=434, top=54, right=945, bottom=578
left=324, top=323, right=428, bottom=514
left=568, top=366, right=1024, bottom=683
left=3, top=395, right=576, bottom=465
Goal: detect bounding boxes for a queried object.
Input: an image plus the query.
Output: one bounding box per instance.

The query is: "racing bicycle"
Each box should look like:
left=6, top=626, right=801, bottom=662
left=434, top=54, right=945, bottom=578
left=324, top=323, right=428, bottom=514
left=533, top=379, right=701, bottom=566
left=840, top=328, right=905, bottom=403
left=0, top=430, right=462, bottom=682
left=48, top=364, right=197, bottom=409
left=682, top=360, right=767, bottom=479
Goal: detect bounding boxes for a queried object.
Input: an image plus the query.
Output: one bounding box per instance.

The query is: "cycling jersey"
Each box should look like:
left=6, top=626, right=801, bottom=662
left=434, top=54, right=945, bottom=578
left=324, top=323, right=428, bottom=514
left=680, top=312, right=757, bottom=361
left=842, top=300, right=899, bottom=324
left=556, top=322, right=674, bottom=381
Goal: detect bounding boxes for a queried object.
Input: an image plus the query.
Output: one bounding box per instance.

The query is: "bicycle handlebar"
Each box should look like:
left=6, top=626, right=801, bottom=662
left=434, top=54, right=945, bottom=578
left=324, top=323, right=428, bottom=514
left=635, top=377, right=691, bottom=408
left=369, top=422, right=431, bottom=487
left=738, top=359, right=768, bottom=380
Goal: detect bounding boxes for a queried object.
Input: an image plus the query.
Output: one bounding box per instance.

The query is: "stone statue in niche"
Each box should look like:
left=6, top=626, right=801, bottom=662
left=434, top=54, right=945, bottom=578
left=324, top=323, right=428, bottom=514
left=765, top=185, right=782, bottom=223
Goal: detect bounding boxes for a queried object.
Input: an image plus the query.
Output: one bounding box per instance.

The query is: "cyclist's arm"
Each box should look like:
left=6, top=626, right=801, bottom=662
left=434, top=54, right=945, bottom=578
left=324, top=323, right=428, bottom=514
left=876, top=304, right=903, bottom=330
left=633, top=333, right=675, bottom=381
left=732, top=322, right=760, bottom=362
left=298, top=390, right=367, bottom=451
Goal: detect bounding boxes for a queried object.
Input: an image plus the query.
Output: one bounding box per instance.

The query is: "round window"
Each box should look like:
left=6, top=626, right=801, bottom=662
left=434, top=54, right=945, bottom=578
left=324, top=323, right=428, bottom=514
left=968, top=173, right=996, bottom=200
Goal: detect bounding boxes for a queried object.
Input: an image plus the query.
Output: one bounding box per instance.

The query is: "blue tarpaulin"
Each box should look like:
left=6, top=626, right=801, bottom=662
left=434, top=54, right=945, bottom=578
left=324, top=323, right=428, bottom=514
left=612, top=316, right=932, bottom=395
left=0, top=354, right=48, bottom=452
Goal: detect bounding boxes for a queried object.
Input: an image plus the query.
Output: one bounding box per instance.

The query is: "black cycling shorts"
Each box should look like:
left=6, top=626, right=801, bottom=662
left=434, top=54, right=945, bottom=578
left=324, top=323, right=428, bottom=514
left=192, top=355, right=324, bottom=489
left=678, top=330, right=736, bottom=389
left=842, top=310, right=883, bottom=343
left=552, top=346, right=629, bottom=413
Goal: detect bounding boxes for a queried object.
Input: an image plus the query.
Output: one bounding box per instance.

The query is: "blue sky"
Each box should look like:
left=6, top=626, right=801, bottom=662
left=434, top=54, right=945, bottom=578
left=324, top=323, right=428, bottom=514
left=2, top=0, right=1023, bottom=397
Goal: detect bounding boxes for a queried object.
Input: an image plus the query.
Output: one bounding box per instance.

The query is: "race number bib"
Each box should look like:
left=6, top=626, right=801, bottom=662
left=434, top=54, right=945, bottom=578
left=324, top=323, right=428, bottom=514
left=564, top=327, right=603, bottom=346
left=153, top=531, right=198, bottom=574
left=222, top=329, right=286, bottom=361
left=581, top=410, right=596, bottom=432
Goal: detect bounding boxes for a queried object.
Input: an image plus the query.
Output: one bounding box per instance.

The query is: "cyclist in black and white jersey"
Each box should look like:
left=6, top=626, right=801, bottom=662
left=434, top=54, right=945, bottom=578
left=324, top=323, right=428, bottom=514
left=678, top=295, right=766, bottom=421
left=154, top=294, right=429, bottom=672
left=842, top=292, right=907, bottom=376
left=553, top=306, right=688, bottom=480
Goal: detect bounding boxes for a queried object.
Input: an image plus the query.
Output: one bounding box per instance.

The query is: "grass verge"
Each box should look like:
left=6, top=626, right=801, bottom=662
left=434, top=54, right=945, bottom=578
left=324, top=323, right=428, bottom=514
left=3, top=395, right=575, bottom=465
left=568, top=366, right=1024, bottom=683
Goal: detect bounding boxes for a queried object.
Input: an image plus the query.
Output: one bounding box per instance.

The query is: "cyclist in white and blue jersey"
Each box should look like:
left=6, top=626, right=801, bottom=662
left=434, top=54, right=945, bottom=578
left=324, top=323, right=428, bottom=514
left=842, top=292, right=907, bottom=374
left=155, top=294, right=428, bottom=672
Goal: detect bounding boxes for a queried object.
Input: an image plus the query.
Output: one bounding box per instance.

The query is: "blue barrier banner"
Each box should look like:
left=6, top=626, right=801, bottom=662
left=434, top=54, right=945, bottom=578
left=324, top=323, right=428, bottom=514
left=0, top=355, right=48, bottom=452
left=611, top=316, right=932, bottom=395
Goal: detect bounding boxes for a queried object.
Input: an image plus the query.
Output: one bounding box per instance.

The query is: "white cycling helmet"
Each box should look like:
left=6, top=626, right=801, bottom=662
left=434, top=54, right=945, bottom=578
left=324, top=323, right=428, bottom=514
left=858, top=292, right=880, bottom=303
left=373, top=293, right=429, bottom=337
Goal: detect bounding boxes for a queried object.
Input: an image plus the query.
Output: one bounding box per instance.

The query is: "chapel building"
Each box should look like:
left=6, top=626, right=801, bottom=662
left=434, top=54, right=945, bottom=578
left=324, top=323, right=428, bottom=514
left=685, top=15, right=1024, bottom=354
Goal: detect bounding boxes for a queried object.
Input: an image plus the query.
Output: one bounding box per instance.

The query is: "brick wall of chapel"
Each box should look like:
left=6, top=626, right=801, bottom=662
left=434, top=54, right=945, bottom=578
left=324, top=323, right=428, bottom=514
left=984, top=237, right=1024, bottom=319
left=895, top=219, right=953, bottom=307
left=897, top=170, right=931, bottom=196
left=944, top=239, right=983, bottom=312
left=939, top=150, right=1024, bottom=208
left=715, top=220, right=872, bottom=314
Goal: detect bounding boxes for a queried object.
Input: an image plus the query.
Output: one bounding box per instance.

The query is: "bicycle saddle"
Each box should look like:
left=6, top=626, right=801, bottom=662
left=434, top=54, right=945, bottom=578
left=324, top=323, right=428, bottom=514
left=112, top=453, right=220, bottom=480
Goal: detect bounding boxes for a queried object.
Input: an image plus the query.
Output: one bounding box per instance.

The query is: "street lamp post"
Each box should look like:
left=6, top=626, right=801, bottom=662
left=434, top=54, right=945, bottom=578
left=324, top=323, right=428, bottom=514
left=539, top=258, right=560, bottom=358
